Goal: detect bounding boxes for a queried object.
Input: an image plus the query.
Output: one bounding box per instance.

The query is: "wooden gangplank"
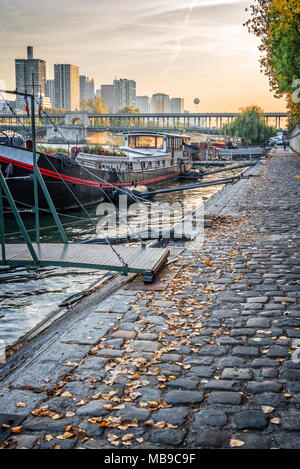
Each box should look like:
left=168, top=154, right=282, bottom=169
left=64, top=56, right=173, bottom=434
left=0, top=243, right=169, bottom=284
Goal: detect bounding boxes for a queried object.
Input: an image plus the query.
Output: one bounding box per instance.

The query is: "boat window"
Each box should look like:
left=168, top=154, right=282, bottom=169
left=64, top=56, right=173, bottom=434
left=156, top=137, right=163, bottom=149
left=127, top=135, right=164, bottom=149
left=136, top=136, right=156, bottom=148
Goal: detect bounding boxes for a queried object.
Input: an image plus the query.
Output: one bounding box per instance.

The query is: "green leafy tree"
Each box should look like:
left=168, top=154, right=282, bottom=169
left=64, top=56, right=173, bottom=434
left=223, top=106, right=276, bottom=144
left=245, top=0, right=300, bottom=129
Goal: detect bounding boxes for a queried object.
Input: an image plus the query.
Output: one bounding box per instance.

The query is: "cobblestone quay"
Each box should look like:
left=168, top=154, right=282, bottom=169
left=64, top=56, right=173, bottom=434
left=0, top=149, right=299, bottom=449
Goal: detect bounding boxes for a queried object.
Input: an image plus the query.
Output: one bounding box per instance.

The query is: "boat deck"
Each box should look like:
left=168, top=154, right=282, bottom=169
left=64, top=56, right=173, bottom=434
left=0, top=243, right=170, bottom=283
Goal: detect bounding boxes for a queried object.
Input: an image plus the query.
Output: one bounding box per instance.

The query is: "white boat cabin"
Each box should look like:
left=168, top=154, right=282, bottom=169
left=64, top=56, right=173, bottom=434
left=76, top=132, right=190, bottom=172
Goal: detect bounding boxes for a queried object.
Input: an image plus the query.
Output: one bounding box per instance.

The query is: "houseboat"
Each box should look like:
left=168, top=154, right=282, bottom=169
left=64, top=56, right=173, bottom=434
left=0, top=131, right=192, bottom=211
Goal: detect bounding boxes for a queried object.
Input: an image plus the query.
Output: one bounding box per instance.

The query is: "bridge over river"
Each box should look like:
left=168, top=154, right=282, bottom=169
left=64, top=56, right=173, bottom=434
left=0, top=111, right=288, bottom=144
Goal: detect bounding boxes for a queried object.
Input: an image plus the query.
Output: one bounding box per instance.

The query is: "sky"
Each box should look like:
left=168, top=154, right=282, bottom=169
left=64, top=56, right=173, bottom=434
left=0, top=0, right=287, bottom=112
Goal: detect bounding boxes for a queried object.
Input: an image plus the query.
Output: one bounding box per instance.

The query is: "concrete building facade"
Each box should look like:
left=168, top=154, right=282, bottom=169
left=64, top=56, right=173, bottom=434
left=15, top=46, right=46, bottom=110
left=171, top=97, right=184, bottom=113
left=100, top=85, right=113, bottom=111
left=136, top=96, right=150, bottom=113
left=79, top=75, right=95, bottom=103
left=54, top=64, right=79, bottom=110
left=151, top=93, right=171, bottom=113
left=45, top=79, right=55, bottom=107
left=113, top=78, right=136, bottom=112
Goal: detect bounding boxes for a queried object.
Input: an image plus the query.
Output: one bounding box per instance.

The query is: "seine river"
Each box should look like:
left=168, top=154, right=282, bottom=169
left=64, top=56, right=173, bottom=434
left=0, top=166, right=242, bottom=347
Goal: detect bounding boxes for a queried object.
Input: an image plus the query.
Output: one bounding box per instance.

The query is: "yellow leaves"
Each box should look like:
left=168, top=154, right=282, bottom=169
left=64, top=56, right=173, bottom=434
left=202, top=260, right=213, bottom=267
left=57, top=432, right=74, bottom=440
left=61, top=391, right=72, bottom=398
left=270, top=418, right=280, bottom=424
left=15, top=402, right=26, bottom=408
left=31, top=405, right=50, bottom=417
left=230, top=439, right=245, bottom=448
left=87, top=417, right=101, bottom=424
left=44, top=435, right=54, bottom=441
left=122, top=433, right=134, bottom=442
left=144, top=420, right=178, bottom=429
left=74, top=427, right=86, bottom=439
left=65, top=361, right=78, bottom=367
left=50, top=443, right=61, bottom=450
left=64, top=424, right=73, bottom=432
left=51, top=413, right=63, bottom=420
left=31, top=405, right=62, bottom=420
left=284, top=393, right=292, bottom=398
left=11, top=426, right=23, bottom=434
left=107, top=433, right=120, bottom=446
left=261, top=406, right=275, bottom=414
left=103, top=404, right=114, bottom=411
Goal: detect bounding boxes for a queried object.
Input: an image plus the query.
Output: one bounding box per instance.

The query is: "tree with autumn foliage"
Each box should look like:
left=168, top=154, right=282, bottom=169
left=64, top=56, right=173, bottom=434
left=80, top=97, right=108, bottom=114
left=245, top=0, right=300, bottom=129
left=223, top=106, right=276, bottom=144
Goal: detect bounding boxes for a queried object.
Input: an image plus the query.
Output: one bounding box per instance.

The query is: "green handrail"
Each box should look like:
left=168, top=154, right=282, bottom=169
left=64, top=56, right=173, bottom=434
left=0, top=168, right=39, bottom=264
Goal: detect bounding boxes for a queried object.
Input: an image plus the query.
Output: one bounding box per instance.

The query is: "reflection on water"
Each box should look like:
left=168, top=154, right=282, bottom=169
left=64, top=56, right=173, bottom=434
left=0, top=167, right=242, bottom=347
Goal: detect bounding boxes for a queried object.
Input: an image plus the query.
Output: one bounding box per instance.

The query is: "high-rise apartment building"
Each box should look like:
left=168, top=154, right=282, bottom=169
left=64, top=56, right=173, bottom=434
left=79, top=75, right=95, bottom=103
left=100, top=85, right=113, bottom=111
left=54, top=64, right=79, bottom=110
left=171, top=98, right=184, bottom=113
left=151, top=93, right=171, bottom=113
left=15, top=46, right=46, bottom=110
left=136, top=96, right=150, bottom=113
left=45, top=79, right=55, bottom=107
left=113, top=78, right=136, bottom=112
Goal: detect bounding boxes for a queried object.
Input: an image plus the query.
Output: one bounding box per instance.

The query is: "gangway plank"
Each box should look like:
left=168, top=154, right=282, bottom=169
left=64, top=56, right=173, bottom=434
left=0, top=243, right=170, bottom=284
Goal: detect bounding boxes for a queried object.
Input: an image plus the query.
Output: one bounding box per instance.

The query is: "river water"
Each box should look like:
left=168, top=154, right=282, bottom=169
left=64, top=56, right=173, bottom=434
left=0, top=165, right=243, bottom=348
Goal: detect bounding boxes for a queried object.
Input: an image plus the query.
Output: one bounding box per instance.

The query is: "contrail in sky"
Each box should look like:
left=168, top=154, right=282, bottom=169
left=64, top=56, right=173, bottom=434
left=155, top=0, right=198, bottom=88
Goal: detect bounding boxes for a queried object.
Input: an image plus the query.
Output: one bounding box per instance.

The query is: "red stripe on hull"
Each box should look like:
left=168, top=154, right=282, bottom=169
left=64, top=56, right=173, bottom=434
left=0, top=155, right=181, bottom=188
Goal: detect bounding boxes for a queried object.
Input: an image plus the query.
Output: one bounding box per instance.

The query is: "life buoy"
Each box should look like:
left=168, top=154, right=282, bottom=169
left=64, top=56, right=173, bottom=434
left=71, top=147, right=80, bottom=157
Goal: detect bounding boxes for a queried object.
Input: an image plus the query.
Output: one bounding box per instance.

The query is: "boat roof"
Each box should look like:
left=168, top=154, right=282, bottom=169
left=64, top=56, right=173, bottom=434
left=120, top=146, right=167, bottom=157
left=124, top=131, right=191, bottom=139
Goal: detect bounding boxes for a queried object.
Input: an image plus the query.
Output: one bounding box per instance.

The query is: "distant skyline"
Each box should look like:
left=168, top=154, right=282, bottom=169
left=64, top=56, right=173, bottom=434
left=0, top=0, right=287, bottom=112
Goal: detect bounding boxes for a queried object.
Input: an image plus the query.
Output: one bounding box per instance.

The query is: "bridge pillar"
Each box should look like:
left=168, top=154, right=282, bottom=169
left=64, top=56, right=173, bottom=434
left=65, top=111, right=89, bottom=126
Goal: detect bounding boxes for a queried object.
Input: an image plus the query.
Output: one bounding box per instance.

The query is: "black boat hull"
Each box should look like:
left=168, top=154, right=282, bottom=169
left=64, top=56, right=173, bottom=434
left=0, top=145, right=191, bottom=211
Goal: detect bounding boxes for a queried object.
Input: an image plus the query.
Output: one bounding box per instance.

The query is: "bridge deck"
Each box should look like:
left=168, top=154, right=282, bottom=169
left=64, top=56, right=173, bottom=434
left=1, top=243, right=169, bottom=283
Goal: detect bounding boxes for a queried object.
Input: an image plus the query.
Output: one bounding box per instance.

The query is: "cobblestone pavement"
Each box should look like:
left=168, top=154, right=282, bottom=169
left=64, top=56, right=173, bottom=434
left=1, top=150, right=300, bottom=449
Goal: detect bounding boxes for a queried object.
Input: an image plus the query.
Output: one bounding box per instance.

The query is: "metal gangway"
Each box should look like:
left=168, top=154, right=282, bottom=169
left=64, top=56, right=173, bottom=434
left=0, top=89, right=169, bottom=284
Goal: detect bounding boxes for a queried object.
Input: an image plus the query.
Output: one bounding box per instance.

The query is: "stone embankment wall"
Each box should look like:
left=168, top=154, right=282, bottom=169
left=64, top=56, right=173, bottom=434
left=289, top=125, right=300, bottom=154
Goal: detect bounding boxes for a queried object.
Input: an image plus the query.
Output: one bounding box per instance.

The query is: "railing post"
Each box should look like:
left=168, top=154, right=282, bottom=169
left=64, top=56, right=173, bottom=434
left=34, top=166, right=68, bottom=244
left=0, top=168, right=39, bottom=264
left=0, top=183, right=6, bottom=264
left=30, top=94, right=40, bottom=245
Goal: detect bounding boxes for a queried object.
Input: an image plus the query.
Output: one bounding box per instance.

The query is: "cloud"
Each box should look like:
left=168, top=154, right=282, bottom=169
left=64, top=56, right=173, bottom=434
left=0, top=0, right=286, bottom=112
